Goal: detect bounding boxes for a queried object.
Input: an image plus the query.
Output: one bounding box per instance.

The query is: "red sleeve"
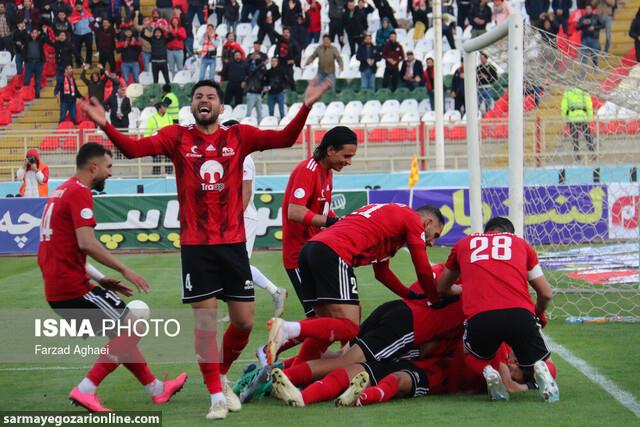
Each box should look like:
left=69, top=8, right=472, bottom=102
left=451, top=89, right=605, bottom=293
left=407, top=244, right=437, bottom=302
left=373, top=262, right=410, bottom=298
left=69, top=188, right=97, bottom=229
left=101, top=123, right=178, bottom=158
left=240, top=104, right=311, bottom=152
left=445, top=243, right=460, bottom=271
left=287, top=167, right=315, bottom=207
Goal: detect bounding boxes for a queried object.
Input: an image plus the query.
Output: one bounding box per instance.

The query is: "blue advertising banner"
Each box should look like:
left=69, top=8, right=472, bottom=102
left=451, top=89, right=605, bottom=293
left=0, top=198, right=46, bottom=254
left=369, top=185, right=608, bottom=246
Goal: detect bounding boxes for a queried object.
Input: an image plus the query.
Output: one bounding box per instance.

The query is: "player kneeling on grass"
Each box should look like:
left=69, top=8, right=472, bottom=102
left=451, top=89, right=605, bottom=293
left=244, top=264, right=462, bottom=397
left=437, top=217, right=560, bottom=403
left=38, top=143, right=187, bottom=412
left=265, top=203, right=445, bottom=370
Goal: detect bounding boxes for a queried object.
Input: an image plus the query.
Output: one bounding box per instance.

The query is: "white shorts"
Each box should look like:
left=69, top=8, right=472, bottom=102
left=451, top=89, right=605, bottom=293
left=244, top=217, right=258, bottom=258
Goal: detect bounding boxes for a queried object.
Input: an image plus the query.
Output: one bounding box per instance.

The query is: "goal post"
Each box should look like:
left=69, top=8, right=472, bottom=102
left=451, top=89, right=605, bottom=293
left=463, top=13, right=525, bottom=237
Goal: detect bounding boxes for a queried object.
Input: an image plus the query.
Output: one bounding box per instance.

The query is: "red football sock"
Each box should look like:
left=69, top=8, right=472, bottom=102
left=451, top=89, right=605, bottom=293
left=86, top=333, right=142, bottom=386
left=302, top=368, right=350, bottom=405
left=299, top=318, right=359, bottom=342
left=358, top=375, right=399, bottom=405
left=87, top=357, right=119, bottom=387
left=283, top=361, right=313, bottom=386
left=194, top=328, right=222, bottom=394
left=293, top=338, right=330, bottom=365
left=123, top=346, right=156, bottom=386
left=220, top=324, right=251, bottom=375
left=283, top=356, right=296, bottom=369
left=277, top=338, right=302, bottom=356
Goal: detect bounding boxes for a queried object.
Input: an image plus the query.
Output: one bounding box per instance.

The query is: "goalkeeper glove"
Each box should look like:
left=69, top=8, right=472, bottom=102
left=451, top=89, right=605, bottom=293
left=535, top=310, right=548, bottom=328
left=324, top=216, right=340, bottom=227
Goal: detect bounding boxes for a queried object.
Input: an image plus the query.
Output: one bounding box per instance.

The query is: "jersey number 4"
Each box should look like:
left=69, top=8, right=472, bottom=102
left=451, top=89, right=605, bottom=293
left=470, top=235, right=512, bottom=263
left=40, top=203, right=55, bottom=242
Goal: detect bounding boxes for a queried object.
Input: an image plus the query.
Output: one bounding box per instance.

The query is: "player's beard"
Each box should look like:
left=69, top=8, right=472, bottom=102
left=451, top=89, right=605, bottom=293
left=194, top=110, right=219, bottom=127
left=94, top=178, right=106, bottom=192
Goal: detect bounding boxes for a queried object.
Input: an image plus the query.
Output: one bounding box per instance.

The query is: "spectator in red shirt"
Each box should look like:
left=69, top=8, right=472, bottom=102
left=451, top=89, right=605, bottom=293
left=306, top=0, right=321, bottom=46
left=167, top=16, right=186, bottom=76
left=221, top=31, right=244, bottom=64
left=424, top=56, right=434, bottom=109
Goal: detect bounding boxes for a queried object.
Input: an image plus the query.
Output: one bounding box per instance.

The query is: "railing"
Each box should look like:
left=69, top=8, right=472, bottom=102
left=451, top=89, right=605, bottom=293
left=0, top=116, right=638, bottom=179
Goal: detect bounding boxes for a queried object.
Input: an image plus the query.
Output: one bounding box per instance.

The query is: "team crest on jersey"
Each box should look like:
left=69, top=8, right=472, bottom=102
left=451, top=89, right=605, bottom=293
left=80, top=208, right=93, bottom=219
left=186, top=146, right=203, bottom=158
left=222, top=147, right=235, bottom=157
left=294, top=188, right=305, bottom=199
left=199, top=160, right=225, bottom=191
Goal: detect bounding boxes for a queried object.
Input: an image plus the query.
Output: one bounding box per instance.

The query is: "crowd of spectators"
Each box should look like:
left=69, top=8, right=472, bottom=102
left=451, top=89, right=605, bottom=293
left=0, top=0, right=633, bottom=121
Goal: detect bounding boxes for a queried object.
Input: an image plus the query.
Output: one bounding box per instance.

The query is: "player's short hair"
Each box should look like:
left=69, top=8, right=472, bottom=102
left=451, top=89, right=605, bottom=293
left=162, top=83, right=171, bottom=93
left=76, top=143, right=112, bottom=168
left=415, top=205, right=445, bottom=226
left=191, top=80, right=224, bottom=102
left=313, top=126, right=358, bottom=160
left=484, top=216, right=515, bottom=233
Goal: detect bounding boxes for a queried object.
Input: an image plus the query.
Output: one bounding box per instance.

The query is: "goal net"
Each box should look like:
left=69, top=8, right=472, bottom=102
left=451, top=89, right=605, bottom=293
left=465, top=18, right=640, bottom=321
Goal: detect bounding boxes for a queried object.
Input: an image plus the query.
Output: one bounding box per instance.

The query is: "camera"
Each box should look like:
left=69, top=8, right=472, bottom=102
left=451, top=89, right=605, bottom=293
left=26, top=156, right=36, bottom=165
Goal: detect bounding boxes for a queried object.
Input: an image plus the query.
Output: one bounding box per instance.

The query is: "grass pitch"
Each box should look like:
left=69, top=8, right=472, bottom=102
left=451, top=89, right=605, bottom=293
left=0, top=249, right=638, bottom=426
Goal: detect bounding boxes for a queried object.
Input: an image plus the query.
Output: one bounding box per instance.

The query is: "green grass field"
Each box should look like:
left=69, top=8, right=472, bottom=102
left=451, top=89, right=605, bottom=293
left=0, top=249, right=638, bottom=426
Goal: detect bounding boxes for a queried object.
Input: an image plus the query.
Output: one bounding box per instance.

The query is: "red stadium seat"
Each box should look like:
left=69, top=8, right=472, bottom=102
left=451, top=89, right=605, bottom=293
left=78, top=120, right=96, bottom=141
left=56, top=121, right=75, bottom=134
left=19, top=86, right=35, bottom=102
left=313, top=130, right=327, bottom=143
left=0, top=109, right=11, bottom=126
left=8, top=98, right=24, bottom=114
left=491, top=124, right=508, bottom=139
left=1, top=87, right=14, bottom=102
left=62, top=137, right=80, bottom=151
left=388, top=128, right=407, bottom=142
left=40, top=136, right=61, bottom=151
left=75, top=100, right=88, bottom=123
left=368, top=128, right=389, bottom=142
left=445, top=125, right=466, bottom=141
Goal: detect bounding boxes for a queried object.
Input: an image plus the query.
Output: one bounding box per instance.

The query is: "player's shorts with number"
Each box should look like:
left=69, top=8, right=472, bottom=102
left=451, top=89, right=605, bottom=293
left=48, top=288, right=128, bottom=335
left=298, top=241, right=359, bottom=305
left=180, top=243, right=254, bottom=303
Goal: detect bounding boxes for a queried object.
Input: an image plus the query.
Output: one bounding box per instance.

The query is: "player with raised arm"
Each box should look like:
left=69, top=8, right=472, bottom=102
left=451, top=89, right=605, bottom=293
left=265, top=203, right=445, bottom=369
left=38, top=143, right=187, bottom=412
left=82, top=78, right=331, bottom=420
left=222, top=119, right=288, bottom=318
left=437, top=216, right=560, bottom=403
left=281, top=126, right=358, bottom=318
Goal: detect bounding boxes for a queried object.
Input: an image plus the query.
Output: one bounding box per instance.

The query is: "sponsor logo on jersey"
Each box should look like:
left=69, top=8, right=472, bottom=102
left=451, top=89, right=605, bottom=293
left=80, top=208, right=94, bottom=219
left=222, top=147, right=235, bottom=157
left=244, top=280, right=254, bottom=290
left=199, top=160, right=225, bottom=191
left=294, top=188, right=305, bottom=199
left=206, top=144, right=216, bottom=152
left=186, top=145, right=203, bottom=158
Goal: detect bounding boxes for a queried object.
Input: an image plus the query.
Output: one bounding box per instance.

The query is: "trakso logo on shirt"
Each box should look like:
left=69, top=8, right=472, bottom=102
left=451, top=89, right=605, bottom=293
left=199, top=160, right=225, bottom=191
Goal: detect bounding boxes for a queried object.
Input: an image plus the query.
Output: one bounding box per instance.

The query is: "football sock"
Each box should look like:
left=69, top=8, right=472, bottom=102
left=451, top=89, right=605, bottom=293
left=283, top=356, right=297, bottom=369
left=144, top=379, right=164, bottom=396
left=358, top=375, right=399, bottom=405
left=302, top=368, right=350, bottom=405
left=210, top=392, right=225, bottom=407
left=277, top=339, right=302, bottom=356
left=123, top=346, right=156, bottom=387
left=77, top=377, right=98, bottom=394
left=220, top=324, right=251, bottom=375
left=294, top=338, right=330, bottom=365
left=195, top=328, right=222, bottom=394
left=250, top=265, right=278, bottom=295
left=282, top=321, right=301, bottom=339
left=283, top=361, right=313, bottom=386
left=298, top=318, right=359, bottom=342
left=86, top=357, right=118, bottom=388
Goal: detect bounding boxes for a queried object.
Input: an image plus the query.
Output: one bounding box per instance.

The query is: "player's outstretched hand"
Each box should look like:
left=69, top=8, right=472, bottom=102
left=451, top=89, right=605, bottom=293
left=536, top=310, right=548, bottom=328
left=122, top=268, right=150, bottom=294
left=406, top=290, right=427, bottom=300
left=83, top=96, right=107, bottom=127
left=99, top=277, right=133, bottom=297
left=303, top=78, right=332, bottom=108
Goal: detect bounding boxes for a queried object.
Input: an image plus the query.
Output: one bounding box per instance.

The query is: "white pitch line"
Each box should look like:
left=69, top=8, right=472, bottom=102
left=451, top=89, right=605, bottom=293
left=546, top=335, right=640, bottom=418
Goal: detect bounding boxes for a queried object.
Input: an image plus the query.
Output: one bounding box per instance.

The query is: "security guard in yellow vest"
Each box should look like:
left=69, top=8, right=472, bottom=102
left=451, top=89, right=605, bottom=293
left=146, top=101, right=174, bottom=175
left=561, top=86, right=594, bottom=160
left=162, top=83, right=180, bottom=124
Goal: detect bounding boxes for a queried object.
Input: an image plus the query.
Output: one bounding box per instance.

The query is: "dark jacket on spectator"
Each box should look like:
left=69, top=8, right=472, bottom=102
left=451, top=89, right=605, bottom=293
left=52, top=16, right=72, bottom=37
left=343, top=7, right=367, bottom=38
left=281, top=0, right=302, bottom=27
left=13, top=27, right=29, bottom=55
left=577, top=12, right=603, bottom=40
left=23, top=33, right=51, bottom=62
left=266, top=64, right=287, bottom=94
left=400, top=58, right=425, bottom=84
left=93, top=23, right=117, bottom=52
left=117, top=36, right=142, bottom=62
left=51, top=0, right=72, bottom=17
left=80, top=69, right=112, bottom=101
left=53, top=38, right=73, bottom=67
left=245, top=51, right=268, bottom=93
left=54, top=74, right=83, bottom=102
left=356, top=41, right=380, bottom=72
left=275, top=34, right=301, bottom=66
left=477, top=62, right=497, bottom=86
left=222, top=58, right=249, bottom=84
left=525, top=0, right=550, bottom=22
left=107, top=89, right=132, bottom=127
left=259, top=1, right=280, bottom=26
left=382, top=39, right=403, bottom=69
left=469, top=2, right=492, bottom=31
left=18, top=4, right=42, bottom=28
left=142, top=30, right=170, bottom=60
left=224, top=0, right=240, bottom=22
left=551, top=0, right=571, bottom=16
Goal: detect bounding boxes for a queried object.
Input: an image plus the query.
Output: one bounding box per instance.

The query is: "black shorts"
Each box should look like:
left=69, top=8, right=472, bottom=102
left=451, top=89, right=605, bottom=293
left=298, top=241, right=359, bottom=306
left=48, top=287, right=128, bottom=335
left=181, top=243, right=254, bottom=303
left=463, top=308, right=550, bottom=367
left=360, top=359, right=429, bottom=398
left=285, top=268, right=315, bottom=317
left=356, top=300, right=415, bottom=362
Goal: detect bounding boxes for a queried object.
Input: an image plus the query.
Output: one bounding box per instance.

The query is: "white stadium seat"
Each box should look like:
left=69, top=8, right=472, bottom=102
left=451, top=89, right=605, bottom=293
left=344, top=100, right=364, bottom=116
left=362, top=100, right=382, bottom=116
left=260, top=116, right=279, bottom=127
left=380, top=113, right=400, bottom=124
left=360, top=113, right=379, bottom=124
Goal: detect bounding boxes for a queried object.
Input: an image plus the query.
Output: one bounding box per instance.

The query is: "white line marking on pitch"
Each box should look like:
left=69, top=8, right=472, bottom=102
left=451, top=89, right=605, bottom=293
left=546, top=335, right=640, bottom=418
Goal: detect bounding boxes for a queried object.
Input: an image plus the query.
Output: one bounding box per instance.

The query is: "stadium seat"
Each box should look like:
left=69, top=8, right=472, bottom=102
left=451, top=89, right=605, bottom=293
left=286, top=102, right=303, bottom=119
left=344, top=100, right=364, bottom=116
left=232, top=104, right=247, bottom=120
left=325, top=101, right=345, bottom=116
left=19, top=86, right=35, bottom=102
left=56, top=121, right=75, bottom=132
left=0, top=109, right=11, bottom=125
left=309, top=102, right=326, bottom=119
left=178, top=106, right=195, bottom=125
left=0, top=51, right=11, bottom=66
left=8, top=97, right=23, bottom=114
left=368, top=128, right=389, bottom=142
left=381, top=99, right=400, bottom=115
left=301, top=66, right=317, bottom=80
left=173, top=70, right=193, bottom=85
left=446, top=125, right=467, bottom=140
left=236, top=23, right=252, bottom=38
left=259, top=116, right=278, bottom=127
left=138, top=72, right=153, bottom=85
left=401, top=111, right=420, bottom=122
left=388, top=128, right=408, bottom=142
left=360, top=113, right=379, bottom=124
left=399, top=99, right=419, bottom=116
left=138, top=107, right=157, bottom=129
left=339, top=114, right=359, bottom=125
left=418, top=99, right=431, bottom=114
left=320, top=114, right=340, bottom=125
left=240, top=116, right=257, bottom=126
left=422, top=111, right=436, bottom=122
left=305, top=114, right=320, bottom=125
left=380, top=112, right=400, bottom=124
left=597, top=102, right=617, bottom=118
left=40, top=136, right=61, bottom=151
left=62, top=137, right=80, bottom=151
left=279, top=116, right=292, bottom=126
left=444, top=110, right=462, bottom=122
left=362, top=100, right=382, bottom=116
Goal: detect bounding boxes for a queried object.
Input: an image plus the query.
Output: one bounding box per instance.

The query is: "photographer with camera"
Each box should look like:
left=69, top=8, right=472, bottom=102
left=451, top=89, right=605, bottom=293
left=16, top=149, right=50, bottom=198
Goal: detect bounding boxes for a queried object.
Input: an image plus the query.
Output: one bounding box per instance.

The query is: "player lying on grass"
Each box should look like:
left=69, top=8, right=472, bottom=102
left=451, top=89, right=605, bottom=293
left=436, top=216, right=560, bottom=402
left=83, top=79, right=331, bottom=419
left=270, top=341, right=558, bottom=407
left=237, top=264, right=462, bottom=401
left=38, top=143, right=187, bottom=412
left=264, top=203, right=445, bottom=369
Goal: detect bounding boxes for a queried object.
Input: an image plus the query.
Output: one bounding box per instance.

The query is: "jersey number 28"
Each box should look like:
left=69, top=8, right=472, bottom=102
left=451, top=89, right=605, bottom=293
left=470, top=235, right=512, bottom=263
